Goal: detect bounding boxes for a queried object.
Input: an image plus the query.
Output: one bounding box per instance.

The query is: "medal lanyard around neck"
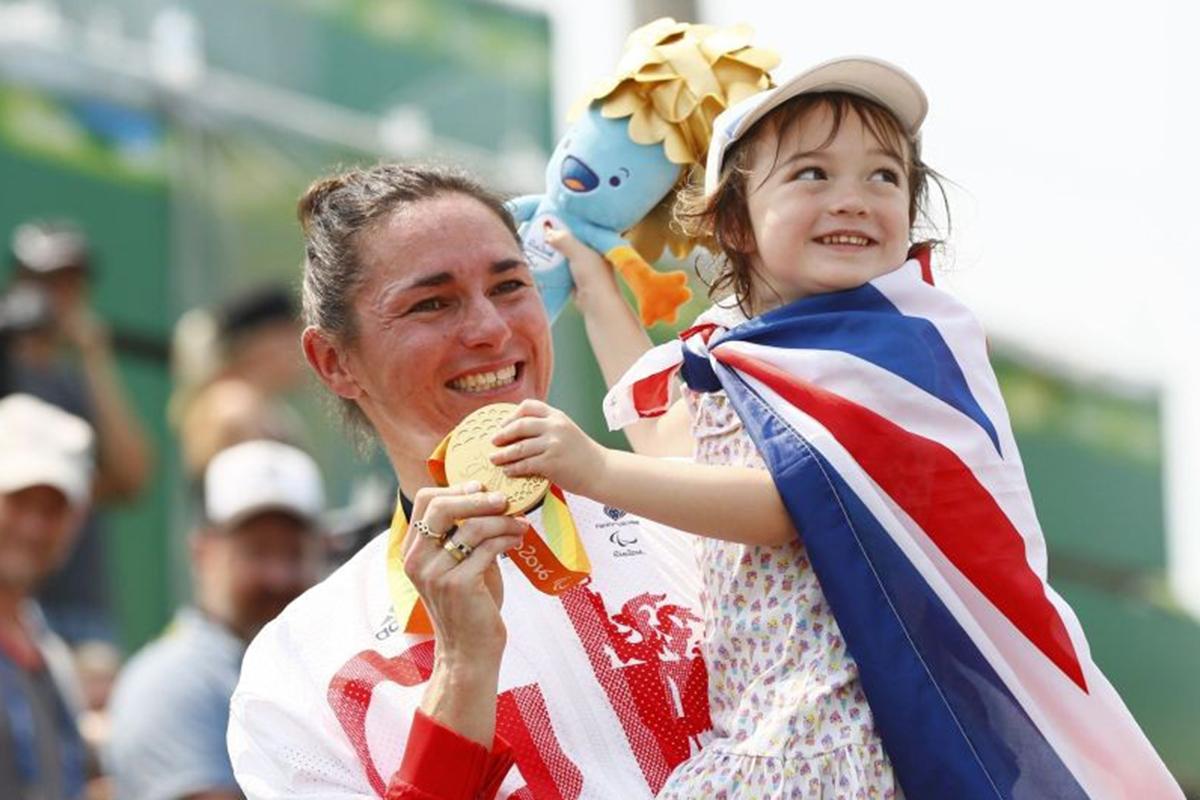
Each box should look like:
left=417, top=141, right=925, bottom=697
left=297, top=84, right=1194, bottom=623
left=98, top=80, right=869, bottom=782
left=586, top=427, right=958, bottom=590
left=386, top=481, right=591, bottom=635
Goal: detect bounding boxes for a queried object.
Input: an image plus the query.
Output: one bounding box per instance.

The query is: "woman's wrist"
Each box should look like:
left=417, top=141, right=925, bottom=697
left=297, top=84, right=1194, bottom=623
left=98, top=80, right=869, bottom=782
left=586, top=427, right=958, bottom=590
left=434, top=647, right=504, bottom=684
left=435, top=614, right=507, bottom=668
left=420, top=655, right=502, bottom=747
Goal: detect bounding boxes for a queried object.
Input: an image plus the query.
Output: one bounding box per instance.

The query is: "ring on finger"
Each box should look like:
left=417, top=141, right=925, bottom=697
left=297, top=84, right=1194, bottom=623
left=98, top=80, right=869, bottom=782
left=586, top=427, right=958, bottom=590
left=442, top=537, right=473, bottom=564
left=413, top=519, right=446, bottom=541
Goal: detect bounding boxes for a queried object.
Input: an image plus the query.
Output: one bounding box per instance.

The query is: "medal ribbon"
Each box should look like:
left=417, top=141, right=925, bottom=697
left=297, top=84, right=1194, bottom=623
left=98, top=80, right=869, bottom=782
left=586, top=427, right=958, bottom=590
left=387, top=433, right=591, bottom=635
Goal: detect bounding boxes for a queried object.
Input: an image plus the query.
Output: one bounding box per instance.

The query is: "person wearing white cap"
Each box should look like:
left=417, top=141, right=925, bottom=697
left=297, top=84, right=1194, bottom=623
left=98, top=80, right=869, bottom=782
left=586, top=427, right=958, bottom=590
left=105, top=439, right=325, bottom=800
left=6, top=219, right=153, bottom=649
left=0, top=394, right=94, bottom=800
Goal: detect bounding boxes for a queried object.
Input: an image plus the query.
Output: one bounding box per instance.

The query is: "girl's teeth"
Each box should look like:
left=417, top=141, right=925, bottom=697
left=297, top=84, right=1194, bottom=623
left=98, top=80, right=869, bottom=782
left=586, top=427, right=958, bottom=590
left=450, top=365, right=518, bottom=392
left=820, top=235, right=870, bottom=246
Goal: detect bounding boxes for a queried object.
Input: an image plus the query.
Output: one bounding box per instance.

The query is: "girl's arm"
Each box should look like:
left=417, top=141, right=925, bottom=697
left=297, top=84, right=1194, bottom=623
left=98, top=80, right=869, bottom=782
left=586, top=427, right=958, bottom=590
left=493, top=400, right=795, bottom=547
left=546, top=229, right=692, bottom=458
left=593, top=449, right=794, bottom=546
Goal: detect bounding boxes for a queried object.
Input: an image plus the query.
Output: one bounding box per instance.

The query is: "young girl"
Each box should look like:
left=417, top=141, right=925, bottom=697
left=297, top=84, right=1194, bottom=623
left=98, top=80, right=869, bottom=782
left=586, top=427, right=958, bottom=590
left=492, top=57, right=1180, bottom=800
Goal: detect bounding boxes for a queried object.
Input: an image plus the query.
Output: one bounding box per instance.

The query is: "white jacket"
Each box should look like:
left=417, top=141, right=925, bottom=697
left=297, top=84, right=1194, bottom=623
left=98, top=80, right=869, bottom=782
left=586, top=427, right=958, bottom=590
left=229, top=492, right=710, bottom=799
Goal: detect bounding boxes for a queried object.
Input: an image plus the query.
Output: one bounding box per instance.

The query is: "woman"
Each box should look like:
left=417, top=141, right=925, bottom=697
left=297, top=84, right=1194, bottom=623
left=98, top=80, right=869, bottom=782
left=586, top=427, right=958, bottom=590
left=228, top=164, right=711, bottom=799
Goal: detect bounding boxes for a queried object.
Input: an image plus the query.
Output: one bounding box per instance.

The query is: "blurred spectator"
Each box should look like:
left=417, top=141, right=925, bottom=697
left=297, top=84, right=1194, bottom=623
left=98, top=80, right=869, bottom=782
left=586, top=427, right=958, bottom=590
left=170, top=285, right=308, bottom=481
left=0, top=394, right=95, bottom=800
left=5, top=220, right=153, bottom=646
left=105, top=439, right=324, bottom=800
left=0, top=282, right=55, bottom=398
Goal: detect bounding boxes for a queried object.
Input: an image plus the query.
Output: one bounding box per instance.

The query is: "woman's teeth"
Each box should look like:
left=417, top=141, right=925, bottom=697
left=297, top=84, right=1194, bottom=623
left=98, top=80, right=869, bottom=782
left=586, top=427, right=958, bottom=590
left=817, top=234, right=871, bottom=246
left=449, top=365, right=518, bottom=392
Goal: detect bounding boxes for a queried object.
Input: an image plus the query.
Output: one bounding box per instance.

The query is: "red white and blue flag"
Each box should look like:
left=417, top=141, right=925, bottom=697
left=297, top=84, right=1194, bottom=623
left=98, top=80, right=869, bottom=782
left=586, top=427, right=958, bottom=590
left=604, top=252, right=1182, bottom=799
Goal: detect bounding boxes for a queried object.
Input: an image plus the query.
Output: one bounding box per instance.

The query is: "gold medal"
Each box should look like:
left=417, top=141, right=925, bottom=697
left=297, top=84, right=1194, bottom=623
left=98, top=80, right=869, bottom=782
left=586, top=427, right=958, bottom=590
left=445, top=403, right=549, bottom=515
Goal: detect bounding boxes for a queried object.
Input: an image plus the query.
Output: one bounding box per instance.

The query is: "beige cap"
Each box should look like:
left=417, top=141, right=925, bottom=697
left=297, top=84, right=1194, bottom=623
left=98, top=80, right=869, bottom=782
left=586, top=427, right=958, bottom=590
left=0, top=394, right=94, bottom=506
left=705, top=55, right=928, bottom=197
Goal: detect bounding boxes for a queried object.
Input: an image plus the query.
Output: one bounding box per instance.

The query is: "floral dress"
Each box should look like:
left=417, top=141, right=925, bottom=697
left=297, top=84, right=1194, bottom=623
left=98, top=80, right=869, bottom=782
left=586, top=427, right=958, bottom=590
left=657, top=303, right=901, bottom=800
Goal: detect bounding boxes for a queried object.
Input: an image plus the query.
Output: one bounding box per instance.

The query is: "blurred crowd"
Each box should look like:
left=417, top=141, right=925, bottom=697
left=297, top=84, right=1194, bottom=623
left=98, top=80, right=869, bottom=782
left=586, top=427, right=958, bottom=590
left=0, top=218, right=364, bottom=799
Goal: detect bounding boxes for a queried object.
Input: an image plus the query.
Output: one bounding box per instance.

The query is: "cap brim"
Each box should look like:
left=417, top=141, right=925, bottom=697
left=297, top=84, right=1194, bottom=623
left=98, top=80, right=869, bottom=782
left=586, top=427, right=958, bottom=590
left=210, top=499, right=321, bottom=530
left=705, top=56, right=928, bottom=197
left=0, top=456, right=89, bottom=507
left=737, top=57, right=927, bottom=140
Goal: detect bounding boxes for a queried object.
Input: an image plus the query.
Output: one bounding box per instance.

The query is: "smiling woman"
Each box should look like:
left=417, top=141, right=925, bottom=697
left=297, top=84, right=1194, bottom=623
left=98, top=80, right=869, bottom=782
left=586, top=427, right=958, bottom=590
left=228, top=162, right=717, bottom=800
left=296, top=166, right=553, bottom=490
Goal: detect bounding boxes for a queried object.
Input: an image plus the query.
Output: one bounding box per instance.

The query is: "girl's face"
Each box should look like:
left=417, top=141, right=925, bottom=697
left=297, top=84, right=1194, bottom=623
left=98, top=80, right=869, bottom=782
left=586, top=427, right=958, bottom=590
left=743, top=103, right=912, bottom=310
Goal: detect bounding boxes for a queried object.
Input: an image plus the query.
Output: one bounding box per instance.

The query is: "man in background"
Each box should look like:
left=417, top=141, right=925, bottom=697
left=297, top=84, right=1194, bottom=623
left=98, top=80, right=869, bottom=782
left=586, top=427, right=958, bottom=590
left=0, top=394, right=95, bottom=799
left=105, top=439, right=325, bottom=800
left=170, top=284, right=308, bottom=482
left=5, top=219, right=152, bottom=646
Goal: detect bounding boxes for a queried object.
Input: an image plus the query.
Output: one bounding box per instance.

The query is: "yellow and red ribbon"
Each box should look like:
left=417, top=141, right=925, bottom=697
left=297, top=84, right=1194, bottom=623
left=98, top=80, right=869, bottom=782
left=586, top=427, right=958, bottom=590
left=387, top=435, right=591, bottom=635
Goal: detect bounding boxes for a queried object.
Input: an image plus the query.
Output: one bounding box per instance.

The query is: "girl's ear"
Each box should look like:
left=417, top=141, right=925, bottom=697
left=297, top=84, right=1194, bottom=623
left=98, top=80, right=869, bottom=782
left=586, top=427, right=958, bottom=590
left=302, top=326, right=363, bottom=401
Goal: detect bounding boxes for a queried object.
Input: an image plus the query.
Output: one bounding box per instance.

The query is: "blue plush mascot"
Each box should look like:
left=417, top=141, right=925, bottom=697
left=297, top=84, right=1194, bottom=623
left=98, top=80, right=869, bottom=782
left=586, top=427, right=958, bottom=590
left=508, top=18, right=778, bottom=327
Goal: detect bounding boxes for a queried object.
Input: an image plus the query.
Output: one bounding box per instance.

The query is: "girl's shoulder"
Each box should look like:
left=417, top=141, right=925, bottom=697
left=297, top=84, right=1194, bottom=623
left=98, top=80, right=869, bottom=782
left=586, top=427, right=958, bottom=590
left=693, top=296, right=750, bottom=331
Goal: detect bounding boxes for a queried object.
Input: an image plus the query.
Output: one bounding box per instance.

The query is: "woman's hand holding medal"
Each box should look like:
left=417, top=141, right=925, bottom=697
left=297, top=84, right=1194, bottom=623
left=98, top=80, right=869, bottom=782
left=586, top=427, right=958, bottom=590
left=403, top=483, right=526, bottom=655
left=404, top=400, right=599, bottom=676
left=403, top=403, right=557, bottom=651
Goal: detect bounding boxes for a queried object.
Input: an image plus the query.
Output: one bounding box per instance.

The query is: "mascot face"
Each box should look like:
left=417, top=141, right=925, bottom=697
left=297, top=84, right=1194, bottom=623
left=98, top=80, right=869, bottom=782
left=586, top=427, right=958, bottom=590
left=546, top=106, right=681, bottom=232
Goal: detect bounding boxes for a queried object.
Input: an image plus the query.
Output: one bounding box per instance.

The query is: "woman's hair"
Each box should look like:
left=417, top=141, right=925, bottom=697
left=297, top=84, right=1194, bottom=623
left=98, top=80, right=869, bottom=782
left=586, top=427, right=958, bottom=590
left=297, top=162, right=518, bottom=436
left=677, top=91, right=948, bottom=314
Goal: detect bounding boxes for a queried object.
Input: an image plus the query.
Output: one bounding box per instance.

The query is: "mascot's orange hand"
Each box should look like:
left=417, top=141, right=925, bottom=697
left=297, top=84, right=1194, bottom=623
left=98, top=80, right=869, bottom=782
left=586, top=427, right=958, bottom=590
left=606, top=246, right=691, bottom=327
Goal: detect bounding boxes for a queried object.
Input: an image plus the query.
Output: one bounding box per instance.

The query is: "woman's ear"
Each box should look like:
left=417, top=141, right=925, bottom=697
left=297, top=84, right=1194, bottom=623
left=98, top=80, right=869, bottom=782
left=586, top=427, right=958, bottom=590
left=302, top=326, right=363, bottom=401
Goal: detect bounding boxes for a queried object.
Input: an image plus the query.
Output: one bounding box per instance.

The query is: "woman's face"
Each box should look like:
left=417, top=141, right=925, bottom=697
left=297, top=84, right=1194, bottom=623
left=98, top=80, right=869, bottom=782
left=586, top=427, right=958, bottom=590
left=338, top=193, right=553, bottom=465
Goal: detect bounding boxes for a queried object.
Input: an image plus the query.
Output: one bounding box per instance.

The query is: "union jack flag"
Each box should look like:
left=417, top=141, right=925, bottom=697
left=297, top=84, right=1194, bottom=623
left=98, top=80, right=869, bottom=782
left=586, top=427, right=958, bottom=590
left=604, top=252, right=1182, bottom=799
